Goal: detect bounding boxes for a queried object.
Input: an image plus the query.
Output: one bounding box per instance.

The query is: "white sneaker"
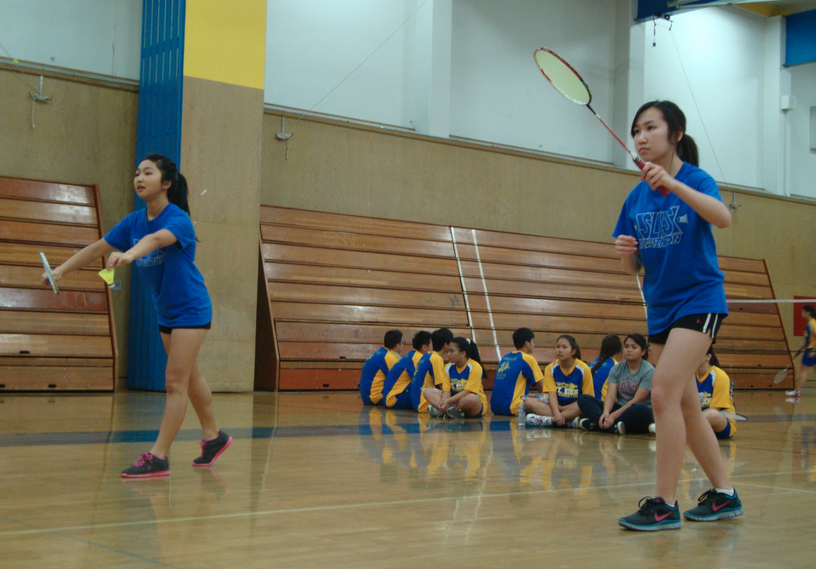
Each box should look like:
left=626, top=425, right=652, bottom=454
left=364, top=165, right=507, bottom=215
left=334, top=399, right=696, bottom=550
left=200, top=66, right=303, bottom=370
left=648, top=423, right=656, bottom=434
left=525, top=414, right=553, bottom=428
left=786, top=390, right=801, bottom=397
left=569, top=417, right=581, bottom=429
left=428, top=406, right=445, bottom=418
left=614, top=421, right=626, bottom=435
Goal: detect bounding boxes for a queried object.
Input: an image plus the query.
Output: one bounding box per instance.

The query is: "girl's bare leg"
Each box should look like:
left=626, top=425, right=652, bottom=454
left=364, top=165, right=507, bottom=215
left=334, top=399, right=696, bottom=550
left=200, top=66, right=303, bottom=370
left=150, top=329, right=207, bottom=458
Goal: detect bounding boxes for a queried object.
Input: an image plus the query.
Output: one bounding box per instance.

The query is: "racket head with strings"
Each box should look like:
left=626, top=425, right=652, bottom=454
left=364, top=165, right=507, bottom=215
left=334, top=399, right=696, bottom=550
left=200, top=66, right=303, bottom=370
left=39, top=251, right=59, bottom=295
left=773, top=366, right=791, bottom=385
left=533, top=47, right=669, bottom=196
left=533, top=48, right=592, bottom=106
left=721, top=411, right=747, bottom=422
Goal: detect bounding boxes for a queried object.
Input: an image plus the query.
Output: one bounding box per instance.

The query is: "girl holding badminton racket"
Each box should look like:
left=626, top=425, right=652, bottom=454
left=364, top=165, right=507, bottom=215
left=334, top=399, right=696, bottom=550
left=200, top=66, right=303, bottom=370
left=40, top=154, right=231, bottom=478
left=614, top=101, right=742, bottom=530
left=788, top=305, right=816, bottom=398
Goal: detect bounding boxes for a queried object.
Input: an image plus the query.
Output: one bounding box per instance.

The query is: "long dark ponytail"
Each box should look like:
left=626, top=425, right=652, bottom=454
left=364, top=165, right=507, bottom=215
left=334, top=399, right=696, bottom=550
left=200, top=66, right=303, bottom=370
left=452, top=337, right=486, bottom=378
left=143, top=153, right=192, bottom=217
left=631, top=100, right=699, bottom=167
left=706, top=345, right=720, bottom=368
left=592, top=334, right=622, bottom=373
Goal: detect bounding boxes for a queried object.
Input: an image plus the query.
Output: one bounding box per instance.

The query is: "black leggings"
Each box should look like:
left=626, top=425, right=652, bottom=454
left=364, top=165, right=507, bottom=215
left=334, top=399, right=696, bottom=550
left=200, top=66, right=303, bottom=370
left=577, top=394, right=654, bottom=434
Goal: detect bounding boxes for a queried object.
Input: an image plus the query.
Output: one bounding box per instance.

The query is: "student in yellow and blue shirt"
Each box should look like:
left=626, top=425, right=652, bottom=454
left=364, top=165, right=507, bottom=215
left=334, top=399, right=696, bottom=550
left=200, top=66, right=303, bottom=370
left=789, top=304, right=816, bottom=398
left=490, top=328, right=544, bottom=416
left=437, top=337, right=488, bottom=419
left=359, top=330, right=403, bottom=406
left=383, top=331, right=431, bottom=409
left=694, top=347, right=737, bottom=439
left=525, top=335, right=594, bottom=428
left=587, top=334, right=622, bottom=402
left=411, top=328, right=453, bottom=413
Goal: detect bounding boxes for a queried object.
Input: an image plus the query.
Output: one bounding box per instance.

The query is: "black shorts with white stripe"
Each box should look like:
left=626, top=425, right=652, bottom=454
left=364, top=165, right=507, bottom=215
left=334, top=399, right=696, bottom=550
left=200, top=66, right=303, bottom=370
left=648, top=313, right=727, bottom=346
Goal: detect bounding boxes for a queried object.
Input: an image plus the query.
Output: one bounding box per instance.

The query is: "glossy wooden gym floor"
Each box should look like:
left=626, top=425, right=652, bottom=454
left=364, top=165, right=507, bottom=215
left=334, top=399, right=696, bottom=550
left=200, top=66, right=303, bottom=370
left=0, top=389, right=813, bottom=568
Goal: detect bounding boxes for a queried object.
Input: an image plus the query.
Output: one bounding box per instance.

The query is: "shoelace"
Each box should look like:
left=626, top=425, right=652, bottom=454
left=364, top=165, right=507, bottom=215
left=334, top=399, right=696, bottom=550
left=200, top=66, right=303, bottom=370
left=133, top=452, right=152, bottom=467
left=637, top=496, right=661, bottom=514
left=696, top=489, right=716, bottom=504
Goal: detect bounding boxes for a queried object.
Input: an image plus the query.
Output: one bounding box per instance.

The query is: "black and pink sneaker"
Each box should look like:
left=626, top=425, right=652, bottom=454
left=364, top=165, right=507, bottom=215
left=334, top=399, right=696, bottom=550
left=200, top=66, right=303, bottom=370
left=193, top=430, right=232, bottom=467
left=121, top=453, right=170, bottom=478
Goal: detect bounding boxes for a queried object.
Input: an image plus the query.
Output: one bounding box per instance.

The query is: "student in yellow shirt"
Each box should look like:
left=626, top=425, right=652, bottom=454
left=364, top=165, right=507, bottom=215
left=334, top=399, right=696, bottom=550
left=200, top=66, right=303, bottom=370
left=411, top=328, right=453, bottom=413
left=439, top=337, right=488, bottom=419
left=695, top=347, right=737, bottom=439
left=525, top=335, right=594, bottom=428
left=383, top=331, right=432, bottom=409
left=490, top=328, right=545, bottom=416
left=788, top=305, right=816, bottom=398
left=360, top=330, right=403, bottom=405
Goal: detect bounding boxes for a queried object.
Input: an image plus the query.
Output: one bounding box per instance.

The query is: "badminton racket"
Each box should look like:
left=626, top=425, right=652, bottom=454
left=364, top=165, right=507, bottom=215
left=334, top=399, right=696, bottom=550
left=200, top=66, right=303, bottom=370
left=533, top=48, right=669, bottom=196
left=721, top=411, right=747, bottom=422
left=39, top=251, right=59, bottom=295
left=773, top=347, right=805, bottom=385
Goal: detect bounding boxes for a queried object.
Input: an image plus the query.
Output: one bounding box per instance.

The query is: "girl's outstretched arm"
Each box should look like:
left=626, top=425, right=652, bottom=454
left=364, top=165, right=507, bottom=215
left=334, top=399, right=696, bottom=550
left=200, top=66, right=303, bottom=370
left=44, top=238, right=116, bottom=284
left=107, top=229, right=178, bottom=268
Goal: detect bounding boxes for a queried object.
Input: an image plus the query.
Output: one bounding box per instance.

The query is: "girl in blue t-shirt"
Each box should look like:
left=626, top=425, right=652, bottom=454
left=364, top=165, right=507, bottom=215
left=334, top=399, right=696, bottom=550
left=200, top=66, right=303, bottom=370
left=614, top=102, right=741, bottom=531
left=588, top=334, right=622, bottom=401
left=788, top=305, right=816, bottom=397
left=41, top=154, right=231, bottom=478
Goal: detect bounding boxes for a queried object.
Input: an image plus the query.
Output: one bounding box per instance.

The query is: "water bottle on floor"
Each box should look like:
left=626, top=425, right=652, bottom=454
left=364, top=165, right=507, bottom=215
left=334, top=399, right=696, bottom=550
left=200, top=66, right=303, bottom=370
left=518, top=396, right=527, bottom=428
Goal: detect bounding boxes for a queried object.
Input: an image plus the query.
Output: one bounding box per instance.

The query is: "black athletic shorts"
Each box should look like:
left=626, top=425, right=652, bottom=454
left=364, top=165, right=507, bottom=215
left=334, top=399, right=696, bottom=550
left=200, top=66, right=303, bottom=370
left=158, top=322, right=211, bottom=335
left=648, top=313, right=726, bottom=346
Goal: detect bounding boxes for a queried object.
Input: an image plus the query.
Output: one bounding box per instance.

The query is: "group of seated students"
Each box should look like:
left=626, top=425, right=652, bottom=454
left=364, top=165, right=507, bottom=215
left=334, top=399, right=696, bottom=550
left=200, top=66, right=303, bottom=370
left=359, top=327, right=736, bottom=439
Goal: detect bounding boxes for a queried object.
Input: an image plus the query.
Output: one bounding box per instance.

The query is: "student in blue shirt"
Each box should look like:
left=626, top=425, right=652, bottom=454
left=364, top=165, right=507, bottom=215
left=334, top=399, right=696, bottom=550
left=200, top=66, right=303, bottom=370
left=42, top=154, right=230, bottom=478
left=383, top=330, right=431, bottom=409
left=614, top=102, right=741, bottom=530
left=490, top=328, right=545, bottom=416
left=788, top=305, right=816, bottom=397
left=359, top=330, right=403, bottom=405
left=587, top=334, right=622, bottom=402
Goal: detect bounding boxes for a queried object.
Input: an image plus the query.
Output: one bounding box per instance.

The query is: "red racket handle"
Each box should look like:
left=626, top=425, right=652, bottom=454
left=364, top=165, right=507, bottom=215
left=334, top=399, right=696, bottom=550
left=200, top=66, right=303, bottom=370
left=633, top=159, right=670, bottom=196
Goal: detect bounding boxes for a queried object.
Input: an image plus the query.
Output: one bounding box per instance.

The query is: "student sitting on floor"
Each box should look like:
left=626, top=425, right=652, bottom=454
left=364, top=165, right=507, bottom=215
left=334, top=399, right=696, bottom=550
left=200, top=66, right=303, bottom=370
left=694, top=347, right=737, bottom=439
left=426, top=337, right=488, bottom=419
left=383, top=331, right=432, bottom=409
left=411, top=328, right=454, bottom=413
left=360, top=330, right=403, bottom=406
left=525, top=334, right=593, bottom=428
left=490, top=327, right=545, bottom=416
left=577, top=333, right=654, bottom=435
left=587, top=334, right=623, bottom=402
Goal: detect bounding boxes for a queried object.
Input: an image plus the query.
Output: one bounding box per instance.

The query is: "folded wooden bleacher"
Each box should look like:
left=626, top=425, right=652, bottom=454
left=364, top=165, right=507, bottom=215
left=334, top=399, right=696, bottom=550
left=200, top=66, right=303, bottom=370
left=0, top=176, right=117, bottom=391
left=257, top=205, right=792, bottom=391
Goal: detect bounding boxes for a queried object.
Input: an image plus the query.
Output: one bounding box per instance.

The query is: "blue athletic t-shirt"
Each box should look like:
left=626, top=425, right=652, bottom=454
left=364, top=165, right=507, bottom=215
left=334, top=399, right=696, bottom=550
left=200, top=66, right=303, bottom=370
left=588, top=357, right=616, bottom=401
left=490, top=351, right=544, bottom=416
left=104, top=203, right=212, bottom=328
left=613, top=162, right=728, bottom=334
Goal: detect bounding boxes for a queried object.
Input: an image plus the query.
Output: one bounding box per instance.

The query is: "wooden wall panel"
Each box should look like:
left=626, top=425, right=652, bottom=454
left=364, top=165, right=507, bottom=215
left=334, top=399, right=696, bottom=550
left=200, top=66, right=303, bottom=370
left=0, top=176, right=116, bottom=391
left=258, top=205, right=792, bottom=392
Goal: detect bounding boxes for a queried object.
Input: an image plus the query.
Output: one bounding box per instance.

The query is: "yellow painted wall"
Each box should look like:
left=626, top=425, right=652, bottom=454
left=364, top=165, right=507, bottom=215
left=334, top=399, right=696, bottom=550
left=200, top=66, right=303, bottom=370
left=184, top=0, right=266, bottom=89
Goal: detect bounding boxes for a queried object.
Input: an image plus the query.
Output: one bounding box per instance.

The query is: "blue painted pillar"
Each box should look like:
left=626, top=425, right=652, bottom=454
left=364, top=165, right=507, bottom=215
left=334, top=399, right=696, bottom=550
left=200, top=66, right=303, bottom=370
left=129, top=0, right=185, bottom=390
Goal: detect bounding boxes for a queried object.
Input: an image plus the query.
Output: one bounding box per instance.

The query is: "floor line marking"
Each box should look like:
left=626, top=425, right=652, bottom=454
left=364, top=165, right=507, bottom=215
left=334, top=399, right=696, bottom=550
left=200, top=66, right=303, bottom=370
left=0, top=516, right=183, bottom=568
left=737, top=482, right=816, bottom=495
left=1, top=470, right=812, bottom=537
